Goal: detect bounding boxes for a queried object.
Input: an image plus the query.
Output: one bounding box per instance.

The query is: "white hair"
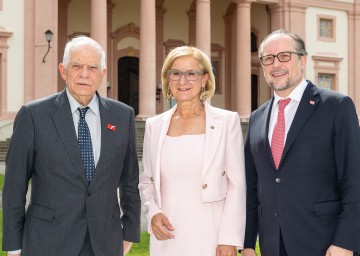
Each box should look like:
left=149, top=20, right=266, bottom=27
left=62, top=36, right=106, bottom=71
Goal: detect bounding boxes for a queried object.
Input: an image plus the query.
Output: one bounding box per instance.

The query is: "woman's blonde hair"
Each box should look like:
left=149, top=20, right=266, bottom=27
left=161, top=46, right=216, bottom=101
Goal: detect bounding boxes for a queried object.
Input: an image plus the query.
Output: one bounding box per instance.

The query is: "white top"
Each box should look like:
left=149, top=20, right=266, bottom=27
left=150, top=134, right=226, bottom=256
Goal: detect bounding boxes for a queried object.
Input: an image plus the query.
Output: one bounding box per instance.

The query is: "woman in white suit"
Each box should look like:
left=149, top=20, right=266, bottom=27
left=139, top=46, right=246, bottom=256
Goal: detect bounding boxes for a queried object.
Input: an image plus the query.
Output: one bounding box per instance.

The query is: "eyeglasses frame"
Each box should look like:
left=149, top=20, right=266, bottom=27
left=259, top=51, right=304, bottom=66
left=167, top=69, right=204, bottom=81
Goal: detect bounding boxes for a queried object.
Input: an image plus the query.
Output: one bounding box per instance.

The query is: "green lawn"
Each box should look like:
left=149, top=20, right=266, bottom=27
left=128, top=232, right=150, bottom=256
left=0, top=175, right=4, bottom=192
left=0, top=173, right=260, bottom=255
left=127, top=231, right=261, bottom=256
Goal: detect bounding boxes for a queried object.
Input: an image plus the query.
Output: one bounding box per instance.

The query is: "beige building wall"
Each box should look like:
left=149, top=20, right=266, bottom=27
left=68, top=1, right=91, bottom=34
left=0, top=0, right=359, bottom=125
left=112, top=0, right=140, bottom=31
left=305, top=7, right=349, bottom=95
left=209, top=0, right=227, bottom=109
left=0, top=0, right=24, bottom=112
left=163, top=1, right=190, bottom=42
left=251, top=3, right=271, bottom=106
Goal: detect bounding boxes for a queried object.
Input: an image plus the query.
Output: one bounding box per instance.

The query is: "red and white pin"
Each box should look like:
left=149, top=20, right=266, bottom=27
left=107, top=124, right=116, bottom=131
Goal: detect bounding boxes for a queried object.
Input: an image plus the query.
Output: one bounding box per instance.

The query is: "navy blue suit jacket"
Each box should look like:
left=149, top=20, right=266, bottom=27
left=244, top=81, right=360, bottom=256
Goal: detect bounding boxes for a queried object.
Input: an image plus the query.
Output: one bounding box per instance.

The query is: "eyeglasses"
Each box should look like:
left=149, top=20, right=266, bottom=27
left=259, top=51, right=304, bottom=66
left=167, top=69, right=204, bottom=81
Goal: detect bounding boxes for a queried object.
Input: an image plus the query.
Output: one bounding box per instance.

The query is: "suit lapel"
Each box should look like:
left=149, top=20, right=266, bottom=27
left=91, top=96, right=114, bottom=184
left=281, top=82, right=319, bottom=165
left=202, top=102, right=223, bottom=176
left=153, top=103, right=223, bottom=178
left=154, top=107, right=176, bottom=185
left=262, top=99, right=276, bottom=169
left=52, top=90, right=88, bottom=186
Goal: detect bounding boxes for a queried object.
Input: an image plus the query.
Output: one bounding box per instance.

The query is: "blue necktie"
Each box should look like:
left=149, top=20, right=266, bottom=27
left=78, top=107, right=95, bottom=184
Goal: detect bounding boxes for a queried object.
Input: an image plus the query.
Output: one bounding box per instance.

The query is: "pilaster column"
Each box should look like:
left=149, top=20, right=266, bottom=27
left=91, top=0, right=107, bottom=96
left=268, top=1, right=307, bottom=38
left=106, top=0, right=115, bottom=98
left=224, top=12, right=234, bottom=110
left=196, top=0, right=211, bottom=57
left=58, top=0, right=71, bottom=92
left=156, top=5, right=166, bottom=113
left=234, top=0, right=252, bottom=117
left=348, top=2, right=360, bottom=115
left=138, top=0, right=156, bottom=118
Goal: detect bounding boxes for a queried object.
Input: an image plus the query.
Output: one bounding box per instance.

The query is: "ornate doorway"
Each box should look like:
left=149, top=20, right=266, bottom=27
left=118, top=57, right=139, bottom=115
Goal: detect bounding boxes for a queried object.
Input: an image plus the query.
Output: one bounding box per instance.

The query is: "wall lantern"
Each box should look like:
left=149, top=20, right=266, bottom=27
left=156, top=83, right=162, bottom=102
left=42, top=29, right=54, bottom=63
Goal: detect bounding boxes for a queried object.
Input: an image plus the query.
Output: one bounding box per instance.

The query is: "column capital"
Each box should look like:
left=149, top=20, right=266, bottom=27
left=268, top=1, right=308, bottom=12
left=347, top=1, right=360, bottom=17
left=287, top=1, right=308, bottom=12
left=232, top=0, right=256, bottom=5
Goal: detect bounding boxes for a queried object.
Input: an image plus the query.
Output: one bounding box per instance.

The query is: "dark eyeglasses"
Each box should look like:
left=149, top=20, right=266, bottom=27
left=167, top=69, right=204, bottom=81
left=259, top=51, right=304, bottom=66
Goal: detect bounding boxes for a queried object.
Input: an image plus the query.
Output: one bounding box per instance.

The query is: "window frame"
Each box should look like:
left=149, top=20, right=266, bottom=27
left=317, top=73, right=336, bottom=90
left=312, top=55, right=343, bottom=91
left=317, top=14, right=336, bottom=42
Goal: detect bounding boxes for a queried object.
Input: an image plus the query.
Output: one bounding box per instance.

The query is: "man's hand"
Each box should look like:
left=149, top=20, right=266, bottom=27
left=123, top=240, right=133, bottom=255
left=151, top=213, right=175, bottom=240
left=240, top=248, right=257, bottom=256
left=216, top=245, right=237, bottom=256
left=326, top=245, right=353, bottom=256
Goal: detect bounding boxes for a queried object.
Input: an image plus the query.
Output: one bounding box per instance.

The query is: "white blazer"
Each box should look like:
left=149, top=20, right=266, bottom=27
left=139, top=101, right=246, bottom=247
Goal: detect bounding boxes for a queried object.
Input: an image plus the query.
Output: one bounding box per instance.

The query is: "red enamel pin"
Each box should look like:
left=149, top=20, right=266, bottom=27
left=107, top=124, right=116, bottom=131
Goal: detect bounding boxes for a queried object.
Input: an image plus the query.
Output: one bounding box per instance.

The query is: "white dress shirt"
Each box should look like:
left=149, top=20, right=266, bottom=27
left=67, top=89, right=101, bottom=166
left=268, top=79, right=308, bottom=146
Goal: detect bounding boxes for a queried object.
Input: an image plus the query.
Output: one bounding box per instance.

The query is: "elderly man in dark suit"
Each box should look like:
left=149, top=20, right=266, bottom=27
left=242, top=29, right=360, bottom=256
left=2, top=36, right=141, bottom=256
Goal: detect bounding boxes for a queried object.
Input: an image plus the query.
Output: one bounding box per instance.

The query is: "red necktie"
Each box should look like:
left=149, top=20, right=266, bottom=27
left=271, top=98, right=291, bottom=169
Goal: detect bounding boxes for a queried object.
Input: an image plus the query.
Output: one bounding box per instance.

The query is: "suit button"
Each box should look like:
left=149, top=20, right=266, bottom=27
left=275, top=178, right=281, bottom=183
left=202, top=184, right=208, bottom=189
left=275, top=211, right=279, bottom=218
left=87, top=192, right=91, bottom=197
left=150, top=177, right=154, bottom=182
left=222, top=171, right=226, bottom=176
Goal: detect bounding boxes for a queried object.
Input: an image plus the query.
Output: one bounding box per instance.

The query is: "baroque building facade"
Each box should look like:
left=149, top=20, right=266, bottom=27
left=0, top=0, right=359, bottom=130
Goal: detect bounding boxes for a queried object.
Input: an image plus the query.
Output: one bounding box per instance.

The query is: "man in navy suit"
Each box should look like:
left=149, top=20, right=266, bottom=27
left=2, top=36, right=141, bottom=256
left=242, top=29, right=360, bottom=256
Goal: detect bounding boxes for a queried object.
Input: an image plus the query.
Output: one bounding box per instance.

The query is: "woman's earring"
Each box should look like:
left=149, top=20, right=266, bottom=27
left=166, top=86, right=173, bottom=100
left=200, top=86, right=206, bottom=102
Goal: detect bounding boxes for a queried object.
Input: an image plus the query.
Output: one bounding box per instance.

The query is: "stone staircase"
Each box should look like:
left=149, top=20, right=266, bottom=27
left=0, top=138, right=10, bottom=162
left=0, top=119, right=247, bottom=163
left=135, top=120, right=145, bottom=160
left=0, top=121, right=146, bottom=163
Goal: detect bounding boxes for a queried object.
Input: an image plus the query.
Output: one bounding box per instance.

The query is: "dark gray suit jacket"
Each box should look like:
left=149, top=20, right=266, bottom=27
left=2, top=90, right=141, bottom=256
left=244, top=81, right=360, bottom=256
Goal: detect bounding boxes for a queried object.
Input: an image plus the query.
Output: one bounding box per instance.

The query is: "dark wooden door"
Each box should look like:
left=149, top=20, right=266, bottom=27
left=118, top=57, right=139, bottom=115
